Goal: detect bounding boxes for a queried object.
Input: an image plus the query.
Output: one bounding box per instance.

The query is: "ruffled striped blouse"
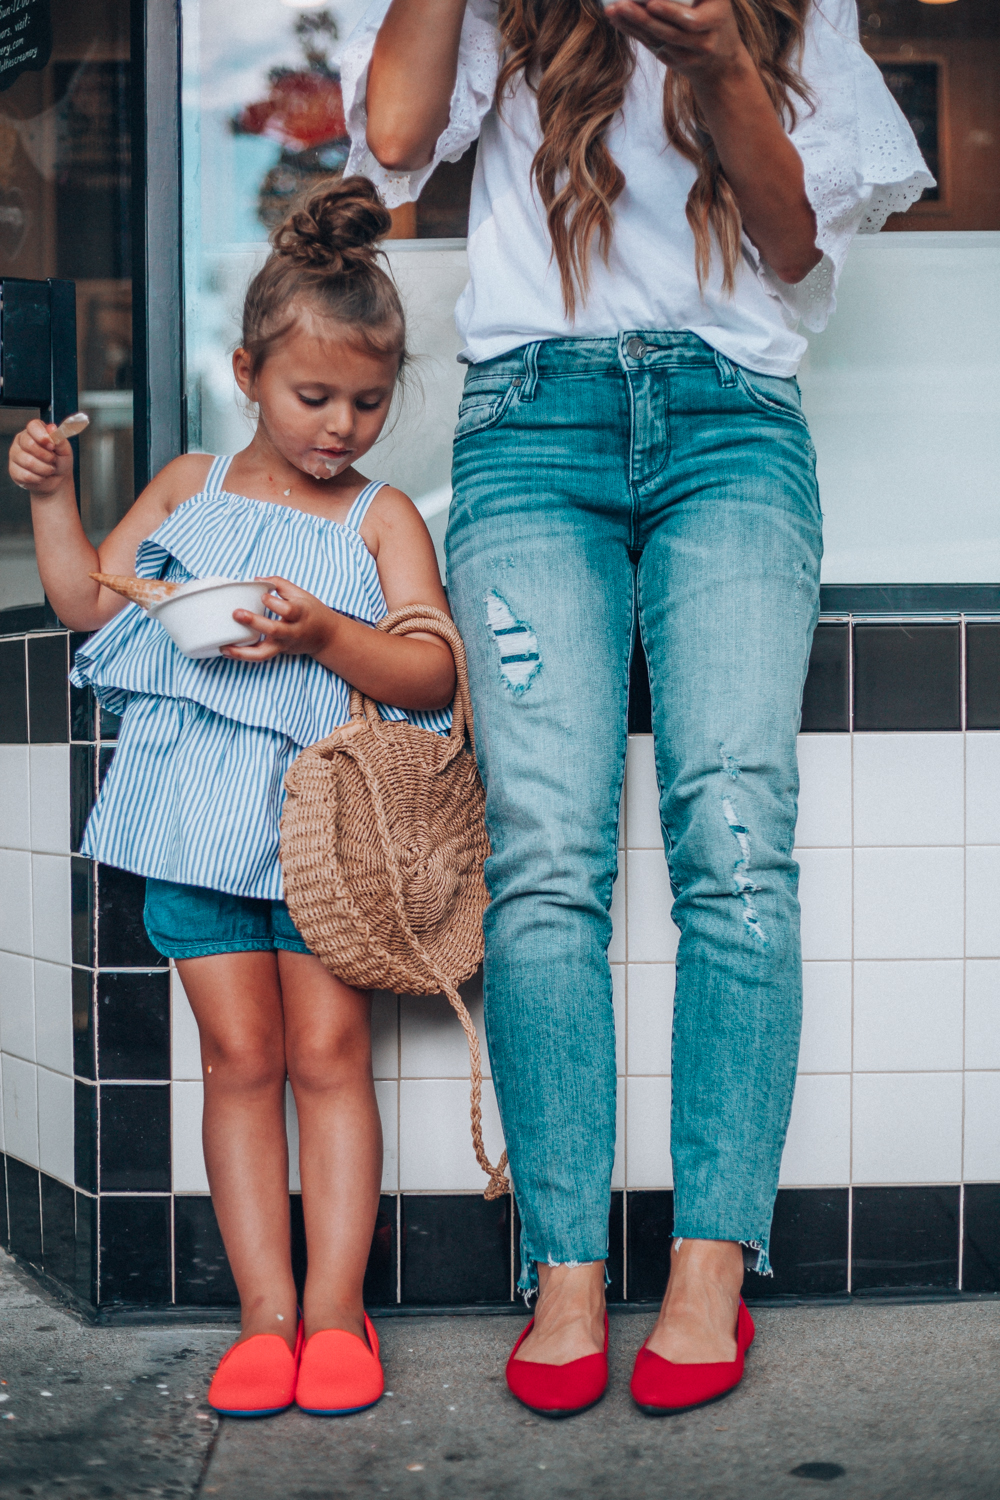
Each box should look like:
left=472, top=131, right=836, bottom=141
left=71, top=456, right=451, bottom=899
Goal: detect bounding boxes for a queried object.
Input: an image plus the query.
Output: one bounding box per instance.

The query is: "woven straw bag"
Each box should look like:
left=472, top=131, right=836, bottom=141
left=280, top=605, right=509, bottom=1199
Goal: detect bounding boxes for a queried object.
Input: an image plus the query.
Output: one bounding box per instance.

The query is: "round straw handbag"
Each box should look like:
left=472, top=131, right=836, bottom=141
left=280, top=605, right=509, bottom=1199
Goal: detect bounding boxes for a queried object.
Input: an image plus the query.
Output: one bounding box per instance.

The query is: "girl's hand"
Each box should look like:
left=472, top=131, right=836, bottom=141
left=603, top=0, right=748, bottom=85
left=222, top=577, right=337, bottom=662
left=9, top=419, right=75, bottom=496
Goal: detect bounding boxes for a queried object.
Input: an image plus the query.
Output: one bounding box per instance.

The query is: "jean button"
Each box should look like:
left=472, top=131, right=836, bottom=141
left=626, top=336, right=647, bottom=359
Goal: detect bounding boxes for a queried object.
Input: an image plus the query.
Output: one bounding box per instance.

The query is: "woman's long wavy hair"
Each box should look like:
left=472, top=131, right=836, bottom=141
left=496, top=0, right=812, bottom=315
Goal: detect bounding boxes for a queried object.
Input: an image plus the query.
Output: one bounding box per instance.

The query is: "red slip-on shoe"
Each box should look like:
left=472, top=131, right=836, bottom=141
left=505, top=1314, right=609, bottom=1419
left=295, top=1313, right=384, bottom=1416
left=630, top=1299, right=755, bottom=1416
left=208, top=1321, right=303, bottom=1417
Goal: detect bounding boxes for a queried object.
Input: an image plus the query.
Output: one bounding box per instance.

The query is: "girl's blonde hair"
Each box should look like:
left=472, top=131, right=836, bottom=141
left=241, top=176, right=407, bottom=379
left=496, top=0, right=813, bottom=316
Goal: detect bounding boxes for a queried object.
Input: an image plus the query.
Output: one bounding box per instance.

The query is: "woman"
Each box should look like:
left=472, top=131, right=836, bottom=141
left=345, top=0, right=929, bottom=1415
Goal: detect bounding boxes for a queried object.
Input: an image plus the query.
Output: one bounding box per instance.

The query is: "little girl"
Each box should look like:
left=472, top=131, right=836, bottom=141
left=9, top=177, right=455, bottom=1419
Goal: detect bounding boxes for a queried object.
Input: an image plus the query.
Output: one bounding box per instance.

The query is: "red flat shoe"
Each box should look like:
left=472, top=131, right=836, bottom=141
left=630, top=1299, right=755, bottom=1416
left=505, top=1314, right=609, bottom=1419
left=208, top=1321, right=303, bottom=1417
left=295, top=1314, right=384, bottom=1416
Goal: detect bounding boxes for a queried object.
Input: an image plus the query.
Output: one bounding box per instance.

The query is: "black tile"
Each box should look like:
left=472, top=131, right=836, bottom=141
left=962, top=1184, right=1000, bottom=1293
left=801, top=623, right=851, bottom=733
left=174, top=1196, right=239, bottom=1307
left=290, top=1191, right=307, bottom=1301
left=71, top=744, right=96, bottom=853
left=72, top=857, right=95, bottom=966
left=97, top=866, right=166, bottom=968
left=27, top=633, right=70, bottom=742
left=99, top=1195, right=171, bottom=1305
left=75, top=1191, right=97, bottom=1304
left=41, top=1174, right=76, bottom=1286
left=74, top=1081, right=98, bottom=1192
left=402, top=1194, right=511, bottom=1305
left=365, top=1195, right=398, bottom=1307
left=69, top=634, right=95, bottom=741
left=100, top=705, right=121, bottom=740
left=98, top=743, right=115, bottom=788
left=853, top=624, right=961, bottom=732
left=628, top=632, right=652, bottom=735
left=626, top=1190, right=673, bottom=1301
left=0, top=1157, right=8, bottom=1247
left=0, top=638, right=28, bottom=741
left=852, top=1186, right=959, bottom=1293
left=607, top=1190, right=624, bottom=1303
left=99, top=1085, right=171, bottom=1192
left=744, top=1189, right=849, bottom=1299
left=7, top=1157, right=41, bottom=1266
left=966, top=625, right=1000, bottom=731
left=73, top=967, right=96, bottom=1079
left=97, top=971, right=170, bottom=1080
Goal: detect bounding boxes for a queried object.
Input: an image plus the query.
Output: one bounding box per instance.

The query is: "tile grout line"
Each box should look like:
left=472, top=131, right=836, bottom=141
left=847, top=617, right=854, bottom=1294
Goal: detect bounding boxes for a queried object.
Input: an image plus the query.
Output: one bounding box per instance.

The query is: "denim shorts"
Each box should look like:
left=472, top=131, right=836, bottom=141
left=143, top=877, right=312, bottom=959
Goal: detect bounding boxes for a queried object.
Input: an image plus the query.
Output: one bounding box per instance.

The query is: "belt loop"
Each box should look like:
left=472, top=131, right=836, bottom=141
left=713, top=348, right=737, bottom=388
left=520, top=341, right=540, bottom=402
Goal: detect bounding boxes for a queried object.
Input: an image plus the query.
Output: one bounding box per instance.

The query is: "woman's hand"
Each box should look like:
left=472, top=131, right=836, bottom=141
left=9, top=419, right=75, bottom=497
left=604, top=0, right=748, bottom=85
left=223, top=578, right=336, bottom=662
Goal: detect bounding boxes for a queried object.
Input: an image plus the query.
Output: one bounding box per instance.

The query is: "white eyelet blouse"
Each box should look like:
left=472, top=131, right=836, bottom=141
left=343, top=0, right=933, bottom=376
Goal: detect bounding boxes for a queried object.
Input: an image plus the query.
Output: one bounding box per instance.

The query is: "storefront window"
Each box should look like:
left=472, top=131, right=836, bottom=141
left=0, top=0, right=132, bottom=614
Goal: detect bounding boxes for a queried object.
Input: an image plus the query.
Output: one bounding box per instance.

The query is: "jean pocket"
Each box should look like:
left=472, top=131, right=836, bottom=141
left=455, top=378, right=521, bottom=441
left=733, top=366, right=809, bottom=428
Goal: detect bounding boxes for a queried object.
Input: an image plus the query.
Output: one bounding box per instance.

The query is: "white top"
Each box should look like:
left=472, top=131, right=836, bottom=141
left=343, top=0, right=932, bottom=376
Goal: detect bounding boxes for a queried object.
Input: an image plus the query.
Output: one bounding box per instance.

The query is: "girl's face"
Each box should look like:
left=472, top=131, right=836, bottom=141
left=233, top=308, right=400, bottom=481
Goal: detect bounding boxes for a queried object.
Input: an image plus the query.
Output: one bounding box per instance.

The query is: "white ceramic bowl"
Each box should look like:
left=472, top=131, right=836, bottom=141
left=148, top=577, right=268, bottom=659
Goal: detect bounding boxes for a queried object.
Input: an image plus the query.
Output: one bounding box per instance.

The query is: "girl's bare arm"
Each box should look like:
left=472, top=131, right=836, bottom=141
left=364, top=0, right=468, bottom=170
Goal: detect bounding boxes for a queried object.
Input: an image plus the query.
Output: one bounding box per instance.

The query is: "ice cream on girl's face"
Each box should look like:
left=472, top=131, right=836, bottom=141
left=233, top=306, right=400, bottom=486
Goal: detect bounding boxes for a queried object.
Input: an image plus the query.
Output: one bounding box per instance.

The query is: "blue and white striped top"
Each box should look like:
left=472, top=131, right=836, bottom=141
left=71, top=456, right=451, bottom=899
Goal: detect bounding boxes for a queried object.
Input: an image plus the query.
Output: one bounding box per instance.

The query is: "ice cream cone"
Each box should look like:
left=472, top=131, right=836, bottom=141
left=90, top=573, right=181, bottom=608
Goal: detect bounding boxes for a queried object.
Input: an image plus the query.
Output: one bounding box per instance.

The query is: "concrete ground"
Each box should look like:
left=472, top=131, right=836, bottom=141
left=1, top=1251, right=999, bottom=1500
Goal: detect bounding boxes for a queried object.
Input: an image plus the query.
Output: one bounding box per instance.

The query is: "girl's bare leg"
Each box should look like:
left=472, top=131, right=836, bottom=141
left=280, top=950, right=382, bottom=1342
left=177, top=951, right=298, bottom=1350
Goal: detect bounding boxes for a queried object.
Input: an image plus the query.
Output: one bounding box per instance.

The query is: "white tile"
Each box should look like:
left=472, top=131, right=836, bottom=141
left=36, top=1066, right=73, bottom=1184
left=966, top=961, right=1000, bottom=1070
left=608, top=867, right=627, bottom=964
left=399, top=1078, right=506, bottom=1191
left=799, top=962, right=852, bottom=1073
left=28, top=747, right=70, bottom=855
left=0, top=746, right=30, bottom=849
left=172, top=1080, right=209, bottom=1192
left=0, top=1058, right=3, bottom=1148
left=965, top=734, right=1000, bottom=844
left=376, top=1079, right=399, bottom=1192
left=967, top=848, right=1000, bottom=958
left=400, top=976, right=489, bottom=1079
left=853, top=734, right=964, bottom=848
left=625, top=737, right=660, bottom=849
left=0, top=951, right=34, bottom=1061
left=626, top=964, right=674, bottom=1076
left=371, top=991, right=398, bottom=1079
left=611, top=1086, right=625, bottom=1191
left=853, top=961, right=964, bottom=1072
left=963, top=1072, right=1000, bottom=1180
left=286, top=1082, right=300, bottom=1191
left=795, top=735, right=852, bottom=847
left=625, top=1075, right=672, bottom=1188
left=611, top=964, right=625, bottom=1076
left=618, top=777, right=626, bottom=852
left=30, top=854, right=71, bottom=966
left=626, top=850, right=679, bottom=963
left=797, top=848, right=852, bottom=960
left=854, top=848, right=964, bottom=960
left=171, top=967, right=203, bottom=1081
left=0, top=849, right=32, bottom=956
left=779, top=1074, right=850, bottom=1185
left=852, top=1073, right=962, bottom=1183
left=2, top=1054, right=38, bottom=1166
left=33, top=961, right=72, bottom=1076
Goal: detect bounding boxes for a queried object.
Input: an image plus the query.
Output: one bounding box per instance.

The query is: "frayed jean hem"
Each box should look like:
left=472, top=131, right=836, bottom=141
left=517, top=1254, right=612, bottom=1303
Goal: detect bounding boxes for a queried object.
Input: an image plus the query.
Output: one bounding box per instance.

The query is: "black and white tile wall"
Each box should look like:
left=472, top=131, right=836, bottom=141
left=3, top=620, right=1000, bottom=1313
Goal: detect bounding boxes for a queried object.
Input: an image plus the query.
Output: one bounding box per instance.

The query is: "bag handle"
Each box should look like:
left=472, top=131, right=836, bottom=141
left=349, top=605, right=476, bottom=754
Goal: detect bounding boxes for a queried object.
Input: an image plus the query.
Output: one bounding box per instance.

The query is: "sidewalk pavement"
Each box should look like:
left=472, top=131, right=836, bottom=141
left=1, top=1248, right=998, bottom=1500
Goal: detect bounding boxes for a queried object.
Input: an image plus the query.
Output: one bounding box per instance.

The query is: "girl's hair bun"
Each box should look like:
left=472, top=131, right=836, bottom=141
left=271, top=176, right=393, bottom=273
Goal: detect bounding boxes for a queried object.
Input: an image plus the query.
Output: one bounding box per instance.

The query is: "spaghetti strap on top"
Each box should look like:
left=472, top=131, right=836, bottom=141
left=71, top=461, right=450, bottom=900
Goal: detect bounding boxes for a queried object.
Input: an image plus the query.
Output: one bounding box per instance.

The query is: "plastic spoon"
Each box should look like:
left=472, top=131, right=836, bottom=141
left=52, top=412, right=89, bottom=441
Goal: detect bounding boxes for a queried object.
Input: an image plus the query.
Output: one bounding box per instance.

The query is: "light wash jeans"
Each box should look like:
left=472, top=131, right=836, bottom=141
left=446, top=332, right=821, bottom=1291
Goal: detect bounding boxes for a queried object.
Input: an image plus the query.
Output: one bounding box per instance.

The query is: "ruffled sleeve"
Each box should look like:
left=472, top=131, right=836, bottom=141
left=754, top=0, right=934, bottom=331
left=342, top=0, right=500, bottom=206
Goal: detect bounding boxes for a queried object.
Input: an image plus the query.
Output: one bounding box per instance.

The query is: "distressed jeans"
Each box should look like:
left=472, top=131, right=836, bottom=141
left=446, top=332, right=822, bottom=1290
